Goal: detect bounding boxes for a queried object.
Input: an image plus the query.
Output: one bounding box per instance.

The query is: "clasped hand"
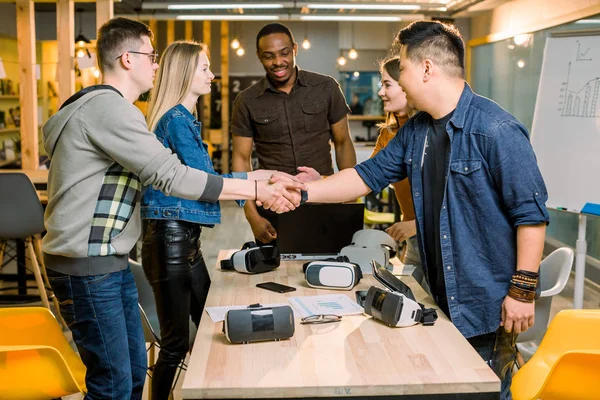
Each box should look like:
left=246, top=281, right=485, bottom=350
left=255, top=172, right=306, bottom=214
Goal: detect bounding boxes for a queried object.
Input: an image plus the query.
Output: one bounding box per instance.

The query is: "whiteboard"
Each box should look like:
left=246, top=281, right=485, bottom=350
left=531, top=33, right=600, bottom=213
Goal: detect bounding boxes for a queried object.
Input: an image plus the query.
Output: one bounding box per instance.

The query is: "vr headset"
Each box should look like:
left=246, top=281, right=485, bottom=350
left=302, top=256, right=362, bottom=291
left=223, top=304, right=295, bottom=344
left=340, top=229, right=398, bottom=272
left=220, top=242, right=280, bottom=274
left=359, top=260, right=437, bottom=328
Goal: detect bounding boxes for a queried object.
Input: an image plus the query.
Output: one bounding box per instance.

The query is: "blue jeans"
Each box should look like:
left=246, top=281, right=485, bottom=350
left=47, top=265, right=147, bottom=400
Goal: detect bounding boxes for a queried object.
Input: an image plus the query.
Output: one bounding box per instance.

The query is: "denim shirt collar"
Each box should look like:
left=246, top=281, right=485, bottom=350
left=448, top=82, right=474, bottom=130
left=172, top=103, right=201, bottom=128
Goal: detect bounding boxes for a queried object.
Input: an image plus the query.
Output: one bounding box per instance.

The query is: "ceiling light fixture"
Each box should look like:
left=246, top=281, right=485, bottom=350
left=306, top=3, right=420, bottom=11
left=574, top=19, right=600, bottom=24
left=348, top=22, right=358, bottom=60
left=74, top=10, right=91, bottom=47
left=176, top=15, right=280, bottom=20
left=141, top=3, right=285, bottom=10
left=302, top=23, right=311, bottom=50
left=236, top=47, right=246, bottom=57
left=301, top=15, right=401, bottom=22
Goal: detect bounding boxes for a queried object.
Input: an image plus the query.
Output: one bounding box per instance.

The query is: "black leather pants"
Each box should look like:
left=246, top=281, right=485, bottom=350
left=142, top=219, right=211, bottom=400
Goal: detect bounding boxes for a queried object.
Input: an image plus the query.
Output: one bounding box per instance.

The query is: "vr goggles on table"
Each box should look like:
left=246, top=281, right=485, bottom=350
left=302, top=256, right=363, bottom=291
left=223, top=303, right=295, bottom=344
left=359, top=260, right=438, bottom=328
left=220, top=242, right=280, bottom=274
left=340, top=229, right=399, bottom=273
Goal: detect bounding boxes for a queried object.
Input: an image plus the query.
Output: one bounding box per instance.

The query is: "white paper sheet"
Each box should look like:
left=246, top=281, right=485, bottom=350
left=205, top=303, right=289, bottom=323
left=287, top=294, right=364, bottom=319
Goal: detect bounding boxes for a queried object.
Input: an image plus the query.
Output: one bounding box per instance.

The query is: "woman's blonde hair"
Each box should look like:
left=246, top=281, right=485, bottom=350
left=377, top=55, right=414, bottom=133
left=147, top=40, right=208, bottom=131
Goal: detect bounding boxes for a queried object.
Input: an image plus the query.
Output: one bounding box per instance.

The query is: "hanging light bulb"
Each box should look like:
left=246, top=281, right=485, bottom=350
left=337, top=55, right=347, bottom=66
left=353, top=71, right=360, bottom=78
left=76, top=49, right=86, bottom=58
left=230, top=38, right=240, bottom=50
left=236, top=47, right=245, bottom=57
left=348, top=48, right=358, bottom=60
left=517, top=59, right=526, bottom=68
left=93, top=68, right=100, bottom=78
left=302, top=38, right=311, bottom=50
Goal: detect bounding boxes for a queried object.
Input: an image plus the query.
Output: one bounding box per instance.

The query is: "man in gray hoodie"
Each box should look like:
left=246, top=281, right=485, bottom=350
left=43, top=18, right=303, bottom=399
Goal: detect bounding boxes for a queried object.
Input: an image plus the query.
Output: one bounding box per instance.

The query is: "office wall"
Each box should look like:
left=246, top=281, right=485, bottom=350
left=471, top=0, right=600, bottom=41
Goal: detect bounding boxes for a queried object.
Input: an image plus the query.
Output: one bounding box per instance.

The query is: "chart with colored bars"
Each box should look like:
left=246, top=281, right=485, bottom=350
left=559, top=42, right=600, bottom=118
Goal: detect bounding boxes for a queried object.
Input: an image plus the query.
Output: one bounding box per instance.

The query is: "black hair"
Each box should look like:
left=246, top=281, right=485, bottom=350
left=396, top=21, right=465, bottom=78
left=255, top=23, right=295, bottom=51
left=97, top=17, right=153, bottom=73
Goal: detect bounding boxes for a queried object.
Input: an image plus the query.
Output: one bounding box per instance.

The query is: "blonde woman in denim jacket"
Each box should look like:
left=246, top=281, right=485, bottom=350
left=141, top=41, right=295, bottom=399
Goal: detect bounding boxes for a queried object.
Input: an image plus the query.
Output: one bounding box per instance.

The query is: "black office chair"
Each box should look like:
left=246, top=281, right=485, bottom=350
left=0, top=172, right=61, bottom=321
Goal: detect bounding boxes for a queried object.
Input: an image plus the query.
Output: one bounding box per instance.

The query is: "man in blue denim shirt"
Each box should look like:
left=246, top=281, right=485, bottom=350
left=295, top=21, right=549, bottom=399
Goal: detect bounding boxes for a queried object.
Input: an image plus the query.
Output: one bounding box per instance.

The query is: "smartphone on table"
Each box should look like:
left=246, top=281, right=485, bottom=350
left=256, top=282, right=296, bottom=293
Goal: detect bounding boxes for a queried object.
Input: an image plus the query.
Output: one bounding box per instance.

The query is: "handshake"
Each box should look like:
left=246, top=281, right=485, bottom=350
left=254, top=166, right=321, bottom=214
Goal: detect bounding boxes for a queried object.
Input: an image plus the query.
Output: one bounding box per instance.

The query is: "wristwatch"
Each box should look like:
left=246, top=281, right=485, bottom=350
left=299, top=190, right=308, bottom=206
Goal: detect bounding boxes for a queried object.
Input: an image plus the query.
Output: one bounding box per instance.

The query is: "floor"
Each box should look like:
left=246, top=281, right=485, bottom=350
left=1, top=202, right=599, bottom=399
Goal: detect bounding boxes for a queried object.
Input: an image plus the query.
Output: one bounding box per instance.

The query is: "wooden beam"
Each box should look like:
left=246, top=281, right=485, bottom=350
left=56, top=0, right=75, bottom=106
left=202, top=21, right=211, bottom=140
left=149, top=19, right=158, bottom=41
left=185, top=20, right=193, bottom=41
left=220, top=21, right=229, bottom=173
left=96, top=0, right=113, bottom=32
left=16, top=0, right=39, bottom=170
left=166, top=20, right=175, bottom=45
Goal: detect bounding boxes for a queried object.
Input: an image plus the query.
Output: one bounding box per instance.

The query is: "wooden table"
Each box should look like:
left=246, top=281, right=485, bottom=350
left=181, top=250, right=500, bottom=399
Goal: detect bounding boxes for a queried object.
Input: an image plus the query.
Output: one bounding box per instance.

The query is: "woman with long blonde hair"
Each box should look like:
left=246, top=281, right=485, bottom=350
left=372, top=55, right=423, bottom=273
left=140, top=41, right=289, bottom=399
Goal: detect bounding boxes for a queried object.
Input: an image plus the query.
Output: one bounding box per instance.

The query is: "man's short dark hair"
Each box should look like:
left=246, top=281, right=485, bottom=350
left=256, top=23, right=295, bottom=51
left=97, top=17, right=153, bottom=73
left=396, top=21, right=465, bottom=78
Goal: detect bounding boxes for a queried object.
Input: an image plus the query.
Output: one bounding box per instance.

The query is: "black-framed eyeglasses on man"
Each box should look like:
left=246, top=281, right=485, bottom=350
left=117, top=50, right=159, bottom=64
left=300, top=314, right=342, bottom=325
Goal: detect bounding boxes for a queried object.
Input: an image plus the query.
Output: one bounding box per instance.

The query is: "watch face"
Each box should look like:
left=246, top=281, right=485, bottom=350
left=300, top=190, right=308, bottom=205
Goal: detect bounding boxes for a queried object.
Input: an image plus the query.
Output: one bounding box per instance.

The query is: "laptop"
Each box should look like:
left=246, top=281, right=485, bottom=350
left=275, top=203, right=364, bottom=260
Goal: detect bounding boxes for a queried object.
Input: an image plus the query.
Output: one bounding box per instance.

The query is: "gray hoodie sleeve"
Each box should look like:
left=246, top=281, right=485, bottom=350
left=82, top=93, right=223, bottom=202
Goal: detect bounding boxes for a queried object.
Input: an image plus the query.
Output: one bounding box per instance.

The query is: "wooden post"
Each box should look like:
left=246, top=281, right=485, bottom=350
left=96, top=0, right=114, bottom=32
left=16, top=0, right=39, bottom=170
left=220, top=21, right=229, bottom=173
left=202, top=21, right=211, bottom=140
left=56, top=0, right=75, bottom=106
left=149, top=19, right=158, bottom=40
left=167, top=20, right=175, bottom=45
left=185, top=21, right=193, bottom=41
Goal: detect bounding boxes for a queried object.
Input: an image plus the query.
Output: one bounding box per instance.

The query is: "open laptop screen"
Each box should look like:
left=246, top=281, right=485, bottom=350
left=276, top=203, right=364, bottom=259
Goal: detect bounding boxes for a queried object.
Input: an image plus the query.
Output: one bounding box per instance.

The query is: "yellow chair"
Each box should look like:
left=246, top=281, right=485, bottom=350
left=511, top=309, right=600, bottom=400
left=0, top=307, right=87, bottom=398
left=364, top=208, right=395, bottom=226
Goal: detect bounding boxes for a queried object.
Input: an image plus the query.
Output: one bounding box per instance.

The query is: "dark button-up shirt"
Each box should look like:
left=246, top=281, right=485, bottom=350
left=355, top=83, right=550, bottom=338
left=230, top=68, right=350, bottom=175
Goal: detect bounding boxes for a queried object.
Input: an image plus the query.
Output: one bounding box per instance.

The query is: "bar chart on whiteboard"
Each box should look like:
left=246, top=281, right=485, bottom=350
left=559, top=41, right=600, bottom=119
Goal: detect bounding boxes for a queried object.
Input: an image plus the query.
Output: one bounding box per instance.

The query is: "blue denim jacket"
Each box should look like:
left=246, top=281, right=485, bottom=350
left=141, top=104, right=247, bottom=226
left=355, top=84, right=549, bottom=338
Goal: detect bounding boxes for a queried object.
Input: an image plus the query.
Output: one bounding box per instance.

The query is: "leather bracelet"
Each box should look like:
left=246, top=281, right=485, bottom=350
left=508, top=285, right=535, bottom=303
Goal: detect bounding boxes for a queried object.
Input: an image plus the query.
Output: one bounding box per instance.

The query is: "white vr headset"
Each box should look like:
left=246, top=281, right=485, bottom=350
left=361, top=260, right=437, bottom=327
left=340, top=229, right=398, bottom=272
left=303, top=256, right=363, bottom=291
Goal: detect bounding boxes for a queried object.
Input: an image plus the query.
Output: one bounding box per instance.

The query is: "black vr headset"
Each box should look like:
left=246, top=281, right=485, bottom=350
left=220, top=242, right=280, bottom=274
